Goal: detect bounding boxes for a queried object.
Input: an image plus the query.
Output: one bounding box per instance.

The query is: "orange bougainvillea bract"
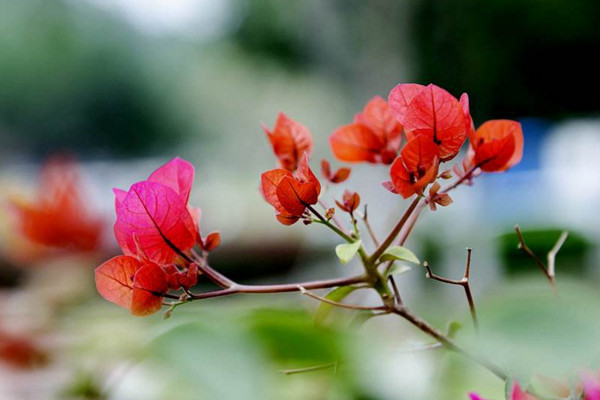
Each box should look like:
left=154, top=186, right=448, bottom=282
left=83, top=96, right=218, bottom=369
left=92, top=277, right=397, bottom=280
left=11, top=157, right=103, bottom=253
left=383, top=136, right=440, bottom=198
left=468, top=119, right=524, bottom=172
left=329, top=96, right=402, bottom=164
left=388, top=83, right=470, bottom=161
left=260, top=154, right=321, bottom=225
left=263, top=112, right=313, bottom=172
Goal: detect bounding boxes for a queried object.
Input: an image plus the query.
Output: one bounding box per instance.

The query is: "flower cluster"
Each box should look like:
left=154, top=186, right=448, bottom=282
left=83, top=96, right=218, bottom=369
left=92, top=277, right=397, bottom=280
left=95, top=158, right=219, bottom=316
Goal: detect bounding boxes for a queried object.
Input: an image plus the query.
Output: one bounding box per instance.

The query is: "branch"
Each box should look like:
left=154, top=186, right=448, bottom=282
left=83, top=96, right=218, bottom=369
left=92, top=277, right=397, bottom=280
left=369, top=196, right=421, bottom=264
left=392, top=305, right=506, bottom=380
left=188, top=274, right=369, bottom=300
left=423, top=248, right=479, bottom=330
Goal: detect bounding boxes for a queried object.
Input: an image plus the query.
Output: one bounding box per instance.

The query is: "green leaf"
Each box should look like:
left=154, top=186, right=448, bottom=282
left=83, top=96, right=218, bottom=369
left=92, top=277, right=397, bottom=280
left=384, top=263, right=412, bottom=277
left=379, top=246, right=420, bottom=264
left=335, top=240, right=362, bottom=265
left=314, top=286, right=358, bottom=325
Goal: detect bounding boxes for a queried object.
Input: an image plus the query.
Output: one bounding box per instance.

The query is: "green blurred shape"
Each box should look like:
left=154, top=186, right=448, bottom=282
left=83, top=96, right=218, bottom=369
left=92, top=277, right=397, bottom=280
left=498, top=228, right=590, bottom=276
left=246, top=308, right=343, bottom=365
left=0, top=0, right=192, bottom=156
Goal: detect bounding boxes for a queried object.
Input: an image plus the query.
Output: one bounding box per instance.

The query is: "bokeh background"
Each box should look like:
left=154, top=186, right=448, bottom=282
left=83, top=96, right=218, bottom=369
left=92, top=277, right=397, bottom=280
left=1, top=1, right=599, bottom=399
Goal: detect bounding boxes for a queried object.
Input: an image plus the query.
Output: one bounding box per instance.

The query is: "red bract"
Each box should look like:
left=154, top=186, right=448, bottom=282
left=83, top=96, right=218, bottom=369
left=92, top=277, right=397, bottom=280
left=263, top=112, right=313, bottom=172
left=329, top=96, right=402, bottom=164
left=114, top=158, right=199, bottom=264
left=95, top=255, right=168, bottom=316
left=383, top=136, right=439, bottom=198
left=260, top=154, right=321, bottom=225
left=12, top=157, right=102, bottom=253
left=389, top=83, right=469, bottom=161
left=321, top=159, right=351, bottom=184
left=468, top=119, right=524, bottom=172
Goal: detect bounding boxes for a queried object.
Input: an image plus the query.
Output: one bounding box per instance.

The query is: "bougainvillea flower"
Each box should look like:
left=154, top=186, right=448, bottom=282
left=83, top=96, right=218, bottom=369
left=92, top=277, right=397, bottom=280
left=383, top=136, right=439, bottom=198
left=427, top=182, right=452, bottom=211
left=335, top=190, right=360, bottom=213
left=11, top=157, right=103, bottom=253
left=389, top=83, right=469, bottom=161
left=260, top=154, right=321, bottom=225
left=114, top=158, right=199, bottom=264
left=321, top=159, right=351, bottom=184
left=329, top=96, right=403, bottom=164
left=468, top=119, right=524, bottom=172
left=583, top=374, right=600, bottom=400
left=95, top=255, right=168, bottom=316
left=263, top=112, right=313, bottom=172
left=469, top=383, right=539, bottom=400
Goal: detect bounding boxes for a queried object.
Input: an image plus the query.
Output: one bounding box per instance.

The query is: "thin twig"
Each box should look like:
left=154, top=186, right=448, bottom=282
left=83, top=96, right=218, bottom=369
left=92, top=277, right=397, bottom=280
left=282, top=361, right=338, bottom=375
left=388, top=275, right=403, bottom=305
left=358, top=204, right=380, bottom=247
left=514, top=225, right=566, bottom=296
left=423, top=248, right=479, bottom=330
left=298, top=286, right=387, bottom=311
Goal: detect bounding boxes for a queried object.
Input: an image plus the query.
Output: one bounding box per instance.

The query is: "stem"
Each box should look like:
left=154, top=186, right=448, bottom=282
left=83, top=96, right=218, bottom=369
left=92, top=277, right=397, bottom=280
left=439, top=164, right=480, bottom=194
left=319, top=199, right=351, bottom=237
left=298, top=286, right=387, bottom=311
left=307, top=205, right=354, bottom=243
left=358, top=205, right=380, bottom=247
left=392, top=305, right=506, bottom=380
left=189, top=274, right=368, bottom=300
left=369, top=197, right=421, bottom=264
left=282, top=362, right=338, bottom=375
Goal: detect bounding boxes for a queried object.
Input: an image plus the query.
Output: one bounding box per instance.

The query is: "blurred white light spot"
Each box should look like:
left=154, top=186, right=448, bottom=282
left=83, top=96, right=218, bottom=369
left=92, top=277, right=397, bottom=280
left=84, top=0, right=234, bottom=40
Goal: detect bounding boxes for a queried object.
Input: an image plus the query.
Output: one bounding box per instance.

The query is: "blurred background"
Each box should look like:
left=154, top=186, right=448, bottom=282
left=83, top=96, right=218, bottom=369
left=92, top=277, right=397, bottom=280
left=0, top=0, right=599, bottom=399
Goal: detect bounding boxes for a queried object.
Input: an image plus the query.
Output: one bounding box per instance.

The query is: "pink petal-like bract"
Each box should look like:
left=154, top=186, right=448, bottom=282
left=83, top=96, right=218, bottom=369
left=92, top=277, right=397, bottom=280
left=147, top=157, right=195, bottom=204
left=114, top=181, right=197, bottom=264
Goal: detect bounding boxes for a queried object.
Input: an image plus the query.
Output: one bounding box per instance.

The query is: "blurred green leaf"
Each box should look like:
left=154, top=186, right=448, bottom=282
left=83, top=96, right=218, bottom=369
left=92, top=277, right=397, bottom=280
left=380, top=246, right=420, bottom=264
left=335, top=240, right=362, bottom=265
left=384, top=263, right=412, bottom=278
left=247, top=308, right=343, bottom=366
left=152, top=319, right=274, bottom=400
left=314, top=285, right=358, bottom=325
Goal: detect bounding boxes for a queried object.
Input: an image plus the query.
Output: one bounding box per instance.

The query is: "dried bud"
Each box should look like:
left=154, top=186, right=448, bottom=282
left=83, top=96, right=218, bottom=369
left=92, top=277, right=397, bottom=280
left=325, top=207, right=336, bottom=220
left=439, top=170, right=453, bottom=180
left=302, top=218, right=313, bottom=225
left=200, top=232, right=221, bottom=252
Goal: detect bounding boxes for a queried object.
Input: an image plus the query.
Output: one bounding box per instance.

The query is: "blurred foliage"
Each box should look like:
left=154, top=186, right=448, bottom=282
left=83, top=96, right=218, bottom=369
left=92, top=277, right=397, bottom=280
left=234, top=0, right=309, bottom=69
left=498, top=228, right=590, bottom=276
left=414, top=0, right=600, bottom=121
left=0, top=0, right=193, bottom=157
